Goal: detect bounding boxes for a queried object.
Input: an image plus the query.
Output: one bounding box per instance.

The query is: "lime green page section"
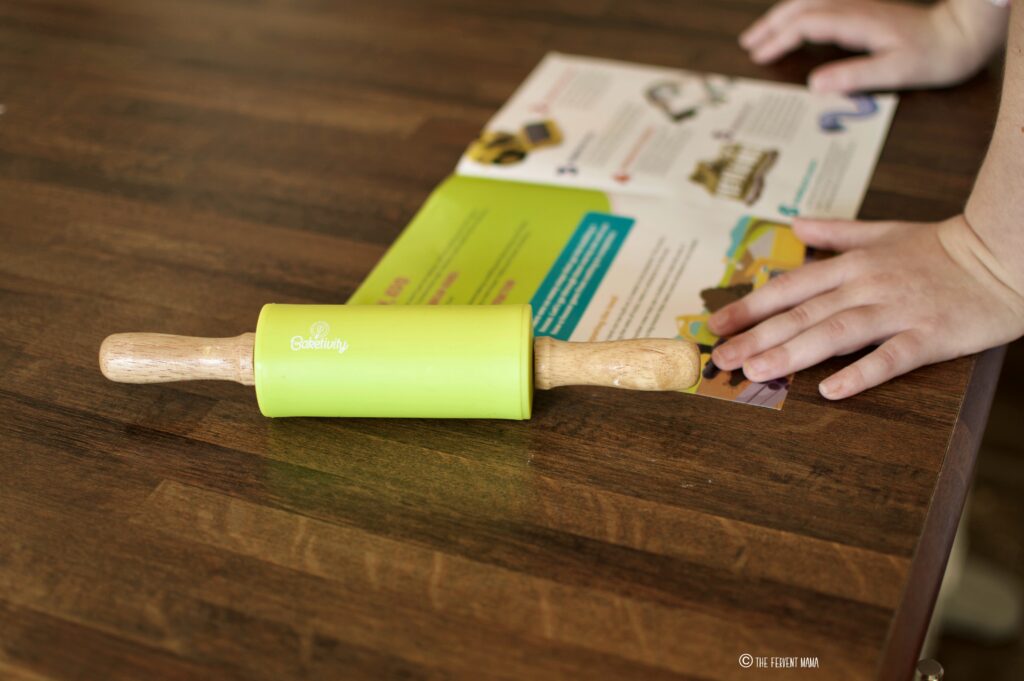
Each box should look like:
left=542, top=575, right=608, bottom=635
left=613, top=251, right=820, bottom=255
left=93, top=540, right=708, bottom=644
left=349, top=176, right=610, bottom=306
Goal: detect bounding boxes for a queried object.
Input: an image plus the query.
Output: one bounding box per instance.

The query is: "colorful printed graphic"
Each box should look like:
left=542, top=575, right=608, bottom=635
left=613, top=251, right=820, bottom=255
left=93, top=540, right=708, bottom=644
left=689, top=144, right=779, bottom=205
left=819, top=95, right=879, bottom=133
left=644, top=75, right=729, bottom=123
left=466, top=120, right=564, bottom=166
left=676, top=216, right=806, bottom=408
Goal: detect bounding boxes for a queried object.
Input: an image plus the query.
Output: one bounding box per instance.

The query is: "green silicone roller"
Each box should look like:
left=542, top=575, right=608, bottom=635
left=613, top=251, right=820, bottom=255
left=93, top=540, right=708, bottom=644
left=99, top=304, right=700, bottom=419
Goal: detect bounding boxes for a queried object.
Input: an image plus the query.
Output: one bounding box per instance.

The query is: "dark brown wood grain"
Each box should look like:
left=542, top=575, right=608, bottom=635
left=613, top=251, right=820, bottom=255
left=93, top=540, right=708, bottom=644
left=0, top=1, right=1005, bottom=679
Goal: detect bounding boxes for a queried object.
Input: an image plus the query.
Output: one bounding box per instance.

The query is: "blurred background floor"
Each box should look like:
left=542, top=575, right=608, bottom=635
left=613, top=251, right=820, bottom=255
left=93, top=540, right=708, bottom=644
left=936, top=339, right=1024, bottom=678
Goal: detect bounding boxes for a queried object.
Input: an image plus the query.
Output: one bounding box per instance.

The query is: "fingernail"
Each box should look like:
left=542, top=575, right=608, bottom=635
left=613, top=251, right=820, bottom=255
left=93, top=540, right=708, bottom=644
left=744, top=357, right=768, bottom=380
left=714, top=345, right=736, bottom=366
left=820, top=379, right=841, bottom=399
left=790, top=218, right=814, bottom=240
left=808, top=74, right=831, bottom=93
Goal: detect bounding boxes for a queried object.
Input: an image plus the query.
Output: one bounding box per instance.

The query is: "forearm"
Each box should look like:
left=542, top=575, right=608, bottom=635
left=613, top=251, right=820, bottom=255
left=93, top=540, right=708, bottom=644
left=965, top=1, right=1024, bottom=296
left=943, top=0, right=1010, bottom=63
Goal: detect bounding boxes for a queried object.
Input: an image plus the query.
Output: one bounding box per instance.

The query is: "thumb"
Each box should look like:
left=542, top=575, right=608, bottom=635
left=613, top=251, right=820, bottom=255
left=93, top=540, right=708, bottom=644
left=792, top=218, right=912, bottom=251
left=809, top=52, right=909, bottom=94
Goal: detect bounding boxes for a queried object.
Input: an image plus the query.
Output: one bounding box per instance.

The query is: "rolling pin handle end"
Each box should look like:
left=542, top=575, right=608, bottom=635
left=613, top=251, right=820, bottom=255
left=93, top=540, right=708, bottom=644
left=98, top=332, right=255, bottom=385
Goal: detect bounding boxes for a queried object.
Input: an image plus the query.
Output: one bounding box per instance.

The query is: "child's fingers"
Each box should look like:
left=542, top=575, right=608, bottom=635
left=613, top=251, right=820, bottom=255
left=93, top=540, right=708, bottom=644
left=748, top=7, right=874, bottom=64
left=741, top=306, right=893, bottom=383
left=741, top=307, right=892, bottom=382
left=818, top=331, right=932, bottom=399
left=711, top=287, right=858, bottom=370
left=792, top=218, right=914, bottom=252
left=749, top=20, right=811, bottom=64
left=808, top=52, right=910, bottom=93
left=707, top=256, right=851, bottom=336
left=739, top=17, right=772, bottom=51
left=740, top=0, right=824, bottom=50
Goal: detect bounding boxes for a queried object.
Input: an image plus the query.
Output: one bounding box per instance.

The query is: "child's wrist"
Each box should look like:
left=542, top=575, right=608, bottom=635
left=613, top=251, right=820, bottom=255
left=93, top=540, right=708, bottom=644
left=938, top=0, right=1010, bottom=64
left=944, top=212, right=1024, bottom=312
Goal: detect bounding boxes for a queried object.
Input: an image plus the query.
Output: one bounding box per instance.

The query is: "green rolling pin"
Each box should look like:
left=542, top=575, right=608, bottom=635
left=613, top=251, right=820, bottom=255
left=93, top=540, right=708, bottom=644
left=99, top=304, right=700, bottom=419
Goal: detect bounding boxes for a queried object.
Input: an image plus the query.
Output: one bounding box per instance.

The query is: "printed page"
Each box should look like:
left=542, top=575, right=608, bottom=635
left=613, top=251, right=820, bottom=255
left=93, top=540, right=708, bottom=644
left=456, top=53, right=896, bottom=220
left=350, top=176, right=611, bottom=307
left=351, top=176, right=804, bottom=409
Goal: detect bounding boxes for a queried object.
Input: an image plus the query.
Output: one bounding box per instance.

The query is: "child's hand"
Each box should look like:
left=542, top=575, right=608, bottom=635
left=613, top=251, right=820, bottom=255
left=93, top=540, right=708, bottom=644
left=739, top=0, right=1007, bottom=93
left=707, top=215, right=1024, bottom=399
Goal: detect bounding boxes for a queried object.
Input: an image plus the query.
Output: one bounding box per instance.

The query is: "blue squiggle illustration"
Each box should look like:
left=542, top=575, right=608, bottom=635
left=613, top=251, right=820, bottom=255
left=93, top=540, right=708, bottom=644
left=819, top=95, right=878, bottom=133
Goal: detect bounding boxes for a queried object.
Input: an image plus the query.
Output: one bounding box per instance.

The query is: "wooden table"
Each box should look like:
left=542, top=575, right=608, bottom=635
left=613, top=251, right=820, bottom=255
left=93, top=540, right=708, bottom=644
left=0, top=1, right=1006, bottom=679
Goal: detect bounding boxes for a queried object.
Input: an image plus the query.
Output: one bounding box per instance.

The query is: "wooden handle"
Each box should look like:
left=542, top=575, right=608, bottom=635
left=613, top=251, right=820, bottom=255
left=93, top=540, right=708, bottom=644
left=99, top=333, right=255, bottom=385
left=533, top=337, right=700, bottom=391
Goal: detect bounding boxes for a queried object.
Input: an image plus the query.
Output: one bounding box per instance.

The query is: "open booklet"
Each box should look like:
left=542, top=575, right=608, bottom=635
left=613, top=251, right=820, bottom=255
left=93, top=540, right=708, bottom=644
left=350, top=53, right=897, bottom=409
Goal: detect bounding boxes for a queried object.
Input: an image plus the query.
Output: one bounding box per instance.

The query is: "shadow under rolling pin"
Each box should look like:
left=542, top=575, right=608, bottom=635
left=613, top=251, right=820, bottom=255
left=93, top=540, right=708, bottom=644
left=99, top=304, right=700, bottom=419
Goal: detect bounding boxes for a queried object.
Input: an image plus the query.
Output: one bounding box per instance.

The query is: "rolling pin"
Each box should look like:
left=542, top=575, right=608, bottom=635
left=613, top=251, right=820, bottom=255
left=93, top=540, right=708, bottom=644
left=99, top=304, right=699, bottom=419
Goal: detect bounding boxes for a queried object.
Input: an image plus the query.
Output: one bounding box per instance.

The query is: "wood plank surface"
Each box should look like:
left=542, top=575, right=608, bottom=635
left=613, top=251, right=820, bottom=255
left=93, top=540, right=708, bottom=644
left=0, top=1, right=1006, bottom=679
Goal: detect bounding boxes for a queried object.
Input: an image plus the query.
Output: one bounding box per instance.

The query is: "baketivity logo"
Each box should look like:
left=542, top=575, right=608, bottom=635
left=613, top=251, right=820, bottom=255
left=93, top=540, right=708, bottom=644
left=290, top=321, right=349, bottom=354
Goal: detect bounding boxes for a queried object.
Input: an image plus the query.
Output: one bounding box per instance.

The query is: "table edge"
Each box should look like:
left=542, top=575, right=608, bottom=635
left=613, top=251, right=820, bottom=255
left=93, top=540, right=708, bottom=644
left=876, top=345, right=1007, bottom=680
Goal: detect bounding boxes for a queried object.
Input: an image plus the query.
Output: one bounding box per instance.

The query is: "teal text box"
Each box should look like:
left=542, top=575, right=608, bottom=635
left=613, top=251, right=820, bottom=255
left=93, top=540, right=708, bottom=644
left=530, top=212, right=634, bottom=340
